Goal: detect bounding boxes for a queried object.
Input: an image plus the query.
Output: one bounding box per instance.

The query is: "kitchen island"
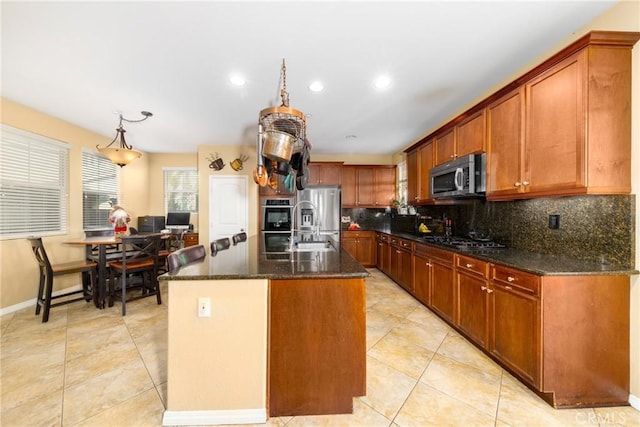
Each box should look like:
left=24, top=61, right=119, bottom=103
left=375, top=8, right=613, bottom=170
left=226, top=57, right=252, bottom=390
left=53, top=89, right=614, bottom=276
left=159, top=236, right=368, bottom=426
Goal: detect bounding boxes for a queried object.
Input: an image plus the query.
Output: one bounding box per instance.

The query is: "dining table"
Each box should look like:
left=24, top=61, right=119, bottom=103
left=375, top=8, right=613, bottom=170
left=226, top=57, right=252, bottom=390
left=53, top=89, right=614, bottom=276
left=65, top=234, right=168, bottom=309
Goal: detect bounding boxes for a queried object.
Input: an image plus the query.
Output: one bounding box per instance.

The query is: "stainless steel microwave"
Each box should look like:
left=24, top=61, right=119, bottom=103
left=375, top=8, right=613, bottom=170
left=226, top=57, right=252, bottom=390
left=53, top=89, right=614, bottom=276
left=429, top=153, right=486, bottom=199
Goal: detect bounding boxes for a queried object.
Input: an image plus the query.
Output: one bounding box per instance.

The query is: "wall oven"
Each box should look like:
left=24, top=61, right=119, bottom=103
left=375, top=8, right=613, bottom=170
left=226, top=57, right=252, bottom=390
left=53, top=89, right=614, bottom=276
left=430, top=153, right=487, bottom=199
left=261, top=198, right=294, bottom=232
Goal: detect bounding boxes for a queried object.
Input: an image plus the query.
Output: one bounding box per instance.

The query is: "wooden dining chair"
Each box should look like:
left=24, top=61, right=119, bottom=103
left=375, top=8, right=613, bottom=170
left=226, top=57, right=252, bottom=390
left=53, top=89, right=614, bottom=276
left=158, top=229, right=186, bottom=274
left=27, top=237, right=97, bottom=323
left=166, top=245, right=206, bottom=271
left=107, top=234, right=163, bottom=316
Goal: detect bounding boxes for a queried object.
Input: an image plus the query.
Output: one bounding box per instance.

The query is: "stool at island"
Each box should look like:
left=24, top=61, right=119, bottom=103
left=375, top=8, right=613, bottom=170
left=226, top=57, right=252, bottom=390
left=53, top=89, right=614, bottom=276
left=166, top=245, right=206, bottom=271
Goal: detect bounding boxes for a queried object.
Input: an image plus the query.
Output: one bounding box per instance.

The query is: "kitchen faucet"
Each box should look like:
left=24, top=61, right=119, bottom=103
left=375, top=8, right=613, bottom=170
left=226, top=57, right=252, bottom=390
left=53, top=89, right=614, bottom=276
left=290, top=200, right=319, bottom=250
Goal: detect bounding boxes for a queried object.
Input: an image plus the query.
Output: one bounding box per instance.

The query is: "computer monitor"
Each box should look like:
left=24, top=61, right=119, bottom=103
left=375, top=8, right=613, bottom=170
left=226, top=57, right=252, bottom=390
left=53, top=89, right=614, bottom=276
left=166, top=212, right=190, bottom=229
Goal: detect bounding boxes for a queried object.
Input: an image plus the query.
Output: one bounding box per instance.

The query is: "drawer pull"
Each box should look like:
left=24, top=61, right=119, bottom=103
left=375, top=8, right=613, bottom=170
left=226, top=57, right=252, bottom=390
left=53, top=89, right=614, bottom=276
left=505, top=285, right=512, bottom=290
left=465, top=263, right=473, bottom=268
left=507, top=276, right=515, bottom=282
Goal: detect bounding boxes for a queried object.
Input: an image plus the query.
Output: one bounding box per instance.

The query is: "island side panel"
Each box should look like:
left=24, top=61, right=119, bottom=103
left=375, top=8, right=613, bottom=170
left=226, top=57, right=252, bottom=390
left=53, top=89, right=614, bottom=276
left=166, top=279, right=268, bottom=413
left=268, top=277, right=366, bottom=417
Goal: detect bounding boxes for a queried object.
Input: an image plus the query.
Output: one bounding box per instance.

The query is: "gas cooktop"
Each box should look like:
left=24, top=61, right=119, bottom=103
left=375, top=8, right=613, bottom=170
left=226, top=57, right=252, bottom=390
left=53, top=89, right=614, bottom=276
left=423, top=235, right=507, bottom=250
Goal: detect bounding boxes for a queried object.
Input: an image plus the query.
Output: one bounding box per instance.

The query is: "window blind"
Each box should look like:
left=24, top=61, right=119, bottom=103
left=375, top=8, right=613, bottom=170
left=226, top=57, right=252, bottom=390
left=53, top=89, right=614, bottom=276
left=0, top=125, right=70, bottom=239
left=164, top=168, right=198, bottom=213
left=82, top=150, right=119, bottom=229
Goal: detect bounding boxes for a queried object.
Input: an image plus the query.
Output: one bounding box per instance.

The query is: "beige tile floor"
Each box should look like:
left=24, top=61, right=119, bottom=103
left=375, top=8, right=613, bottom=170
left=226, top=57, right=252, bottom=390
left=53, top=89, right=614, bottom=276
left=1, top=268, right=639, bottom=426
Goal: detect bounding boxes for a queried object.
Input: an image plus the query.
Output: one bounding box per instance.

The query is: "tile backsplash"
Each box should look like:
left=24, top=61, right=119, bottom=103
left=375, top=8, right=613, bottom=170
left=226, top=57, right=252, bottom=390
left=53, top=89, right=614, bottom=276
left=344, top=195, right=636, bottom=268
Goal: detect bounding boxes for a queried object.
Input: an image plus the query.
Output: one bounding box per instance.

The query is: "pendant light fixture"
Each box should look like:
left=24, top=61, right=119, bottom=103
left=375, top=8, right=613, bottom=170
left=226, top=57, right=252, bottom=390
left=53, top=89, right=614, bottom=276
left=96, top=111, right=153, bottom=167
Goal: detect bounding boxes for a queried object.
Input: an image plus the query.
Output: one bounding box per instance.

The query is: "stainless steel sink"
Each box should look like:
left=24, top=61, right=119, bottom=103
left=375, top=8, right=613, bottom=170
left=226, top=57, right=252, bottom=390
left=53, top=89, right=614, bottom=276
left=287, top=241, right=336, bottom=252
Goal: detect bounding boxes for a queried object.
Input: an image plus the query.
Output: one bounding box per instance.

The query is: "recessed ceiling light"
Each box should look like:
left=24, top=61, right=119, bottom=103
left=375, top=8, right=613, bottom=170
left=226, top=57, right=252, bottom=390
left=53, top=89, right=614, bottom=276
left=373, top=75, right=392, bottom=89
left=346, top=134, right=357, bottom=140
left=309, top=81, right=324, bottom=92
left=229, top=74, right=246, bottom=87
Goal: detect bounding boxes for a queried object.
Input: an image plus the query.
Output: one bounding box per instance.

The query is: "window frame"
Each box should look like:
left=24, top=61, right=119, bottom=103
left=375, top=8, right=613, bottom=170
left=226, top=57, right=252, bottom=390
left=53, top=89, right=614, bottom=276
left=163, top=167, right=198, bottom=215
left=82, top=149, right=120, bottom=230
left=0, top=124, right=70, bottom=240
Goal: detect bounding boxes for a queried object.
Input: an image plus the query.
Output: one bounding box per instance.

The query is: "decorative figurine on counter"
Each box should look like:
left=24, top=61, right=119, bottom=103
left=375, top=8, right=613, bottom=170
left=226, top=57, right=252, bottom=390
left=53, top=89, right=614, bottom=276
left=109, top=205, right=131, bottom=236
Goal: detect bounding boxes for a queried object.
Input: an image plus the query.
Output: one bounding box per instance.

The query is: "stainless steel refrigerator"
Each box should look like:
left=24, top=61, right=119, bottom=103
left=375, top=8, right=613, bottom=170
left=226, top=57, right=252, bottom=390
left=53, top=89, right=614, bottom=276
left=295, top=186, right=341, bottom=241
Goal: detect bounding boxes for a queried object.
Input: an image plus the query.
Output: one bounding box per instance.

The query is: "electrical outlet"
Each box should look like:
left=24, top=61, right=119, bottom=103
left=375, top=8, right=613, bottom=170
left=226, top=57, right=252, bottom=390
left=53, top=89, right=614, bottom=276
left=198, top=297, right=211, bottom=317
left=548, top=214, right=560, bottom=229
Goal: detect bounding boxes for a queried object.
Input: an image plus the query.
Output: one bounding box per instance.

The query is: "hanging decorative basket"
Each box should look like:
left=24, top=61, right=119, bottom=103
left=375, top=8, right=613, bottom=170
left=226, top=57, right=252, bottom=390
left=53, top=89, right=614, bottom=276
left=258, top=59, right=307, bottom=162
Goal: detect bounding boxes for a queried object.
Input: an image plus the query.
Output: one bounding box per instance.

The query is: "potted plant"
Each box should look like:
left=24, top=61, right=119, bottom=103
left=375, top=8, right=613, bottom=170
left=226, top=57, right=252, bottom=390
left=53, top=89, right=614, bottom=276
left=393, top=198, right=408, bottom=215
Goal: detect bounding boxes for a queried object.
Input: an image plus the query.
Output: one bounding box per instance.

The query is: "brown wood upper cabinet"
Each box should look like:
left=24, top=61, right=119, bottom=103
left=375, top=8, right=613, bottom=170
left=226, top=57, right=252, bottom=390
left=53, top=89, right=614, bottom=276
left=486, top=88, right=525, bottom=198
left=407, top=140, right=434, bottom=205
left=406, top=150, right=418, bottom=204
left=406, top=31, right=639, bottom=202
left=307, top=162, right=343, bottom=186
left=487, top=35, right=636, bottom=200
left=434, top=128, right=455, bottom=166
left=342, top=165, right=396, bottom=208
left=434, top=110, right=486, bottom=166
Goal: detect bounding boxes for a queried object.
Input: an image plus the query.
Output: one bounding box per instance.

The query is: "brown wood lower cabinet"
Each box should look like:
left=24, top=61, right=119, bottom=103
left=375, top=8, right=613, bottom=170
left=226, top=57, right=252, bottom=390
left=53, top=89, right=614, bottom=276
left=488, top=265, right=540, bottom=388
left=411, top=242, right=455, bottom=322
left=400, top=238, right=629, bottom=408
left=426, top=248, right=455, bottom=323
left=413, top=249, right=430, bottom=305
left=375, top=233, right=390, bottom=275
left=269, top=278, right=366, bottom=416
left=342, top=231, right=376, bottom=267
left=183, top=232, right=199, bottom=247
left=389, top=237, right=413, bottom=293
left=455, top=255, right=490, bottom=349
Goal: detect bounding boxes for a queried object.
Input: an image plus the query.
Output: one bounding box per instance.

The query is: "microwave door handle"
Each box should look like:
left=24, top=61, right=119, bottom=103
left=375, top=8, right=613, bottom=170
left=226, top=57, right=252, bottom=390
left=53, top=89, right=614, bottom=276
left=455, top=168, right=464, bottom=190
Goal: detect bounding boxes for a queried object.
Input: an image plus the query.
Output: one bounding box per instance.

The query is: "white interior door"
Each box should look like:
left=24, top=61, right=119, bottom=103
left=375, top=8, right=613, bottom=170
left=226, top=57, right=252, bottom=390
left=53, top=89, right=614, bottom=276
left=209, top=175, right=248, bottom=242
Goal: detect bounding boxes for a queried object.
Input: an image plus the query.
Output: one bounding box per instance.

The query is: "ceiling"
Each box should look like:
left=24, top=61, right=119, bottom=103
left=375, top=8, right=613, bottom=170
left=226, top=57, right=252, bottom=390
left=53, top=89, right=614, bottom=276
left=1, top=1, right=617, bottom=156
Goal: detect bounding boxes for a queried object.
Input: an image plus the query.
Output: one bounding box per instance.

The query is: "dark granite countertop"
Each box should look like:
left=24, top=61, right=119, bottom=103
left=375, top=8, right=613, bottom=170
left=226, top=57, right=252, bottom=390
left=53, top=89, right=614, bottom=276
left=375, top=229, right=638, bottom=276
left=159, top=236, right=369, bottom=281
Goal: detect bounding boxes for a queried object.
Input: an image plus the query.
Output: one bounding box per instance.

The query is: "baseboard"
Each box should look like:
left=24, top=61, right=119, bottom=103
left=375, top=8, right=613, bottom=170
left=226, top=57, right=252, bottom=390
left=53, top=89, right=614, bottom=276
left=162, top=408, right=266, bottom=426
left=629, top=393, right=640, bottom=411
left=0, top=284, right=83, bottom=317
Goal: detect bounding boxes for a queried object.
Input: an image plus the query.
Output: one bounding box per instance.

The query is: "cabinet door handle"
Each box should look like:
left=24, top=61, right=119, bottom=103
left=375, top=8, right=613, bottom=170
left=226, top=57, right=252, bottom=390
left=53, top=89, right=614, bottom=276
left=426, top=262, right=432, bottom=267
left=507, top=276, right=515, bottom=282
left=514, top=182, right=522, bottom=187
left=486, top=289, right=493, bottom=294
left=465, top=263, right=473, bottom=268
left=522, top=181, right=530, bottom=186
left=481, top=286, right=487, bottom=291
left=396, top=250, right=401, bottom=254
